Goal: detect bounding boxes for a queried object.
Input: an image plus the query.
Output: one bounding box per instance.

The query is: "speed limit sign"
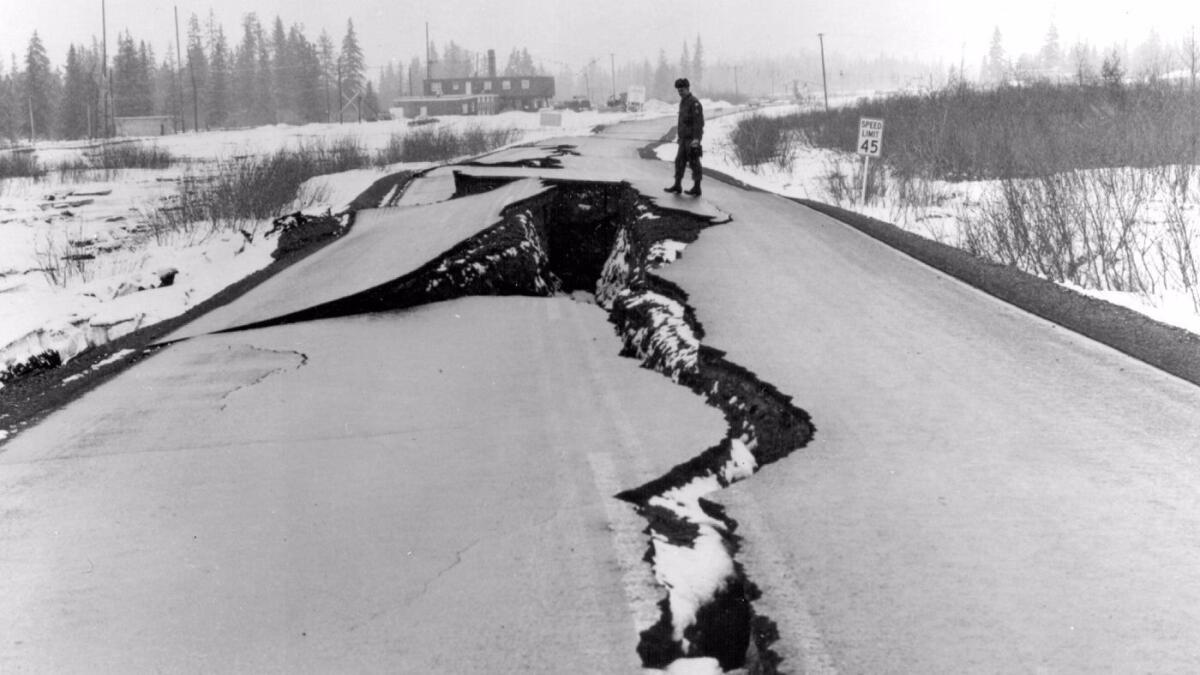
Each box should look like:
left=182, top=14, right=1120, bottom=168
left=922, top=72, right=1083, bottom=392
left=856, top=117, right=884, bottom=203
left=857, top=118, right=884, bottom=157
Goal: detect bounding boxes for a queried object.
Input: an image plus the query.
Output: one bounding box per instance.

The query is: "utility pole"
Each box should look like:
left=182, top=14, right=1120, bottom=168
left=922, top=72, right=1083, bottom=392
left=818, top=33, right=829, bottom=112
left=610, top=52, right=616, bottom=101
left=174, top=6, right=185, bottom=132
left=425, top=23, right=432, bottom=82
left=337, top=59, right=344, bottom=123
left=188, top=36, right=199, bottom=131
left=101, top=0, right=109, bottom=137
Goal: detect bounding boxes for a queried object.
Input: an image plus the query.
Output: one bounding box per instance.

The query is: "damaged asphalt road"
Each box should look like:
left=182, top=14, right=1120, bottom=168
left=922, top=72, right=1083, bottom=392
left=5, top=115, right=1200, bottom=674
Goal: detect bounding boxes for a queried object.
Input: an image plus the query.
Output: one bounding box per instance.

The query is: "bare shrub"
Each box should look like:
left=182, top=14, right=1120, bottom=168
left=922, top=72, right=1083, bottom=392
left=767, top=80, right=1200, bottom=182
left=34, top=228, right=95, bottom=287
left=960, top=167, right=1160, bottom=294
left=0, top=151, right=43, bottom=179
left=144, top=137, right=371, bottom=241
left=819, top=157, right=856, bottom=206
left=55, top=142, right=176, bottom=178
left=460, top=126, right=522, bottom=156
left=728, top=114, right=790, bottom=170
left=374, top=133, right=406, bottom=167
left=375, top=126, right=522, bottom=166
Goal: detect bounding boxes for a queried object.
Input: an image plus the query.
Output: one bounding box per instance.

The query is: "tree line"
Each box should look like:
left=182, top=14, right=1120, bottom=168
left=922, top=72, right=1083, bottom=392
left=980, top=24, right=1200, bottom=87
left=1, top=12, right=376, bottom=143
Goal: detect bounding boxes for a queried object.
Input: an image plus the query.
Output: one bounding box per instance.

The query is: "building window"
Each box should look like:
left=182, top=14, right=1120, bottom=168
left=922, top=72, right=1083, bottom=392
left=463, top=103, right=470, bottom=114
left=431, top=82, right=443, bottom=95
left=521, top=79, right=530, bottom=90
left=483, top=80, right=493, bottom=91
left=502, top=80, right=512, bottom=91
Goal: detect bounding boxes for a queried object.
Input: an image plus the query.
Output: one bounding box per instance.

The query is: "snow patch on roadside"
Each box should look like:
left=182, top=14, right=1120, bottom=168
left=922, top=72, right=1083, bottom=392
left=1, top=231, right=276, bottom=376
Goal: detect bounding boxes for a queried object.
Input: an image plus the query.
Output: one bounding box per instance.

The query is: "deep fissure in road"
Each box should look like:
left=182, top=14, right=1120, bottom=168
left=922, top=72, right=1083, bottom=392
left=223, top=177, right=815, bottom=671
left=588, top=188, right=816, bottom=672
left=449, top=177, right=815, bottom=672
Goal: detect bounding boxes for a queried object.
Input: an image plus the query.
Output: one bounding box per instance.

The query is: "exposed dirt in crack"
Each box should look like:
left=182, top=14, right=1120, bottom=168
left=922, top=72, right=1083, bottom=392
left=592, top=193, right=815, bottom=672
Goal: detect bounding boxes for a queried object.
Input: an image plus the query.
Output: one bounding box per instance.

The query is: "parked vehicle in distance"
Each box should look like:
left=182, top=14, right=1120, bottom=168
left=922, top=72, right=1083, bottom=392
left=555, top=96, right=592, bottom=112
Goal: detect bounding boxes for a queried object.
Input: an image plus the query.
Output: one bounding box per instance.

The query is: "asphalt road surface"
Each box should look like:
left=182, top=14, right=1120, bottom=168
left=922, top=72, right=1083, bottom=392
left=3, top=115, right=1200, bottom=673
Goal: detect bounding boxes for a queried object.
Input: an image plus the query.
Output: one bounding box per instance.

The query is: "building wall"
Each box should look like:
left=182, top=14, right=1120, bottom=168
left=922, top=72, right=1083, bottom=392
left=114, top=116, right=176, bottom=137
left=396, top=95, right=498, bottom=118
left=425, top=77, right=555, bottom=111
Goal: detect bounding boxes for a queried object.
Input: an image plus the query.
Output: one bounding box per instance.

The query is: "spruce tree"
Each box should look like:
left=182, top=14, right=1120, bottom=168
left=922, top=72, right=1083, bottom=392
left=185, top=14, right=209, bottom=129
left=318, top=31, right=336, bottom=122
left=692, top=35, right=704, bottom=86
left=156, top=48, right=183, bottom=125
left=270, top=17, right=292, bottom=120
left=61, top=44, right=90, bottom=138
left=136, top=41, right=156, bottom=115
left=408, top=56, right=423, bottom=99
left=112, top=31, right=138, bottom=115
left=290, top=26, right=324, bottom=123
left=23, top=31, right=54, bottom=140
left=234, top=14, right=261, bottom=125
left=0, top=62, right=15, bottom=142
left=653, top=49, right=672, bottom=100
left=363, top=81, right=379, bottom=121
left=208, top=22, right=230, bottom=127
left=340, top=19, right=365, bottom=106
left=987, top=27, right=1007, bottom=84
left=254, top=21, right=272, bottom=122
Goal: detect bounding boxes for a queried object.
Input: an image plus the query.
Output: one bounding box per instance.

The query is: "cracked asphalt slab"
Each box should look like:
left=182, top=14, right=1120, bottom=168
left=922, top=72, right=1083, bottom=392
left=0, top=296, right=726, bottom=672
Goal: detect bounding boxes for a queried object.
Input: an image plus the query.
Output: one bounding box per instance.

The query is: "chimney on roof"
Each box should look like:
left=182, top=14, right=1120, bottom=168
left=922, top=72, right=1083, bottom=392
left=488, top=49, right=496, bottom=78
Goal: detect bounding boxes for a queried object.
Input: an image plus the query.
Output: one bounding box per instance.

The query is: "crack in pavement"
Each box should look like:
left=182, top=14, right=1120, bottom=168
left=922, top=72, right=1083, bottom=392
left=595, top=197, right=815, bottom=673
left=217, top=344, right=309, bottom=412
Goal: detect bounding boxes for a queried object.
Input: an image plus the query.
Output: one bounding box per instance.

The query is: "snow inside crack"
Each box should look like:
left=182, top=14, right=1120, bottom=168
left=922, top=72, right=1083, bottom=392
left=593, top=193, right=815, bottom=673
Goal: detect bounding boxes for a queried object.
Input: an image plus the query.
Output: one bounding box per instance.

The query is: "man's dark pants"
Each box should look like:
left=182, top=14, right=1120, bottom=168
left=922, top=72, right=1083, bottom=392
left=674, top=141, right=702, bottom=185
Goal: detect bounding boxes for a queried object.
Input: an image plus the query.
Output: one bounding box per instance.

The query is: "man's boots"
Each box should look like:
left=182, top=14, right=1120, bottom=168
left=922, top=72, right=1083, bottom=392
left=664, top=182, right=683, bottom=194
left=685, top=182, right=702, bottom=197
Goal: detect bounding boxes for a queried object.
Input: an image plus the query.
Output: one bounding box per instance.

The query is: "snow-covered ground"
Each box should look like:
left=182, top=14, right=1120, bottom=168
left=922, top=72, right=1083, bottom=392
left=0, top=107, right=673, bottom=384
left=661, top=103, right=1200, bottom=336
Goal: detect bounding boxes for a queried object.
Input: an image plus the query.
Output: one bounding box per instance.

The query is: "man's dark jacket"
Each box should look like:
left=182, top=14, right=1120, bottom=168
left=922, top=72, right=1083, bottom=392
left=677, top=92, right=704, bottom=141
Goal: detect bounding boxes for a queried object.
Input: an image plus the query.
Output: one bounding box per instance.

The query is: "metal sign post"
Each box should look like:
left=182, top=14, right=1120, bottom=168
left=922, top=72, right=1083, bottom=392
left=856, top=117, right=884, bottom=204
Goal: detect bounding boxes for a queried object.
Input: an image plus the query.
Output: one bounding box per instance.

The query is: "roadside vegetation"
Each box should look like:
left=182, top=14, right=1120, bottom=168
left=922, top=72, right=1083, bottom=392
left=1, top=141, right=177, bottom=180
left=29, top=125, right=525, bottom=283
left=374, top=125, right=522, bottom=165
left=729, top=78, right=1200, bottom=311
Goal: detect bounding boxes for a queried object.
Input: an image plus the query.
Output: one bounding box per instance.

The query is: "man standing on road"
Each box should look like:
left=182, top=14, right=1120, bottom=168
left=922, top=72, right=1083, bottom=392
left=664, top=77, right=705, bottom=197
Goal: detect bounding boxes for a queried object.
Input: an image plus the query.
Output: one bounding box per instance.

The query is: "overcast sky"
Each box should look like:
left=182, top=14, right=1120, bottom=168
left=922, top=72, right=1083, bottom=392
left=2, top=0, right=1198, bottom=75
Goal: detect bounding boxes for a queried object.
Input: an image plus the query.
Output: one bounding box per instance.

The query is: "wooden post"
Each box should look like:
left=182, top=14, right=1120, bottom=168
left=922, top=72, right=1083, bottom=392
left=861, top=155, right=870, bottom=204
left=818, top=33, right=829, bottom=112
